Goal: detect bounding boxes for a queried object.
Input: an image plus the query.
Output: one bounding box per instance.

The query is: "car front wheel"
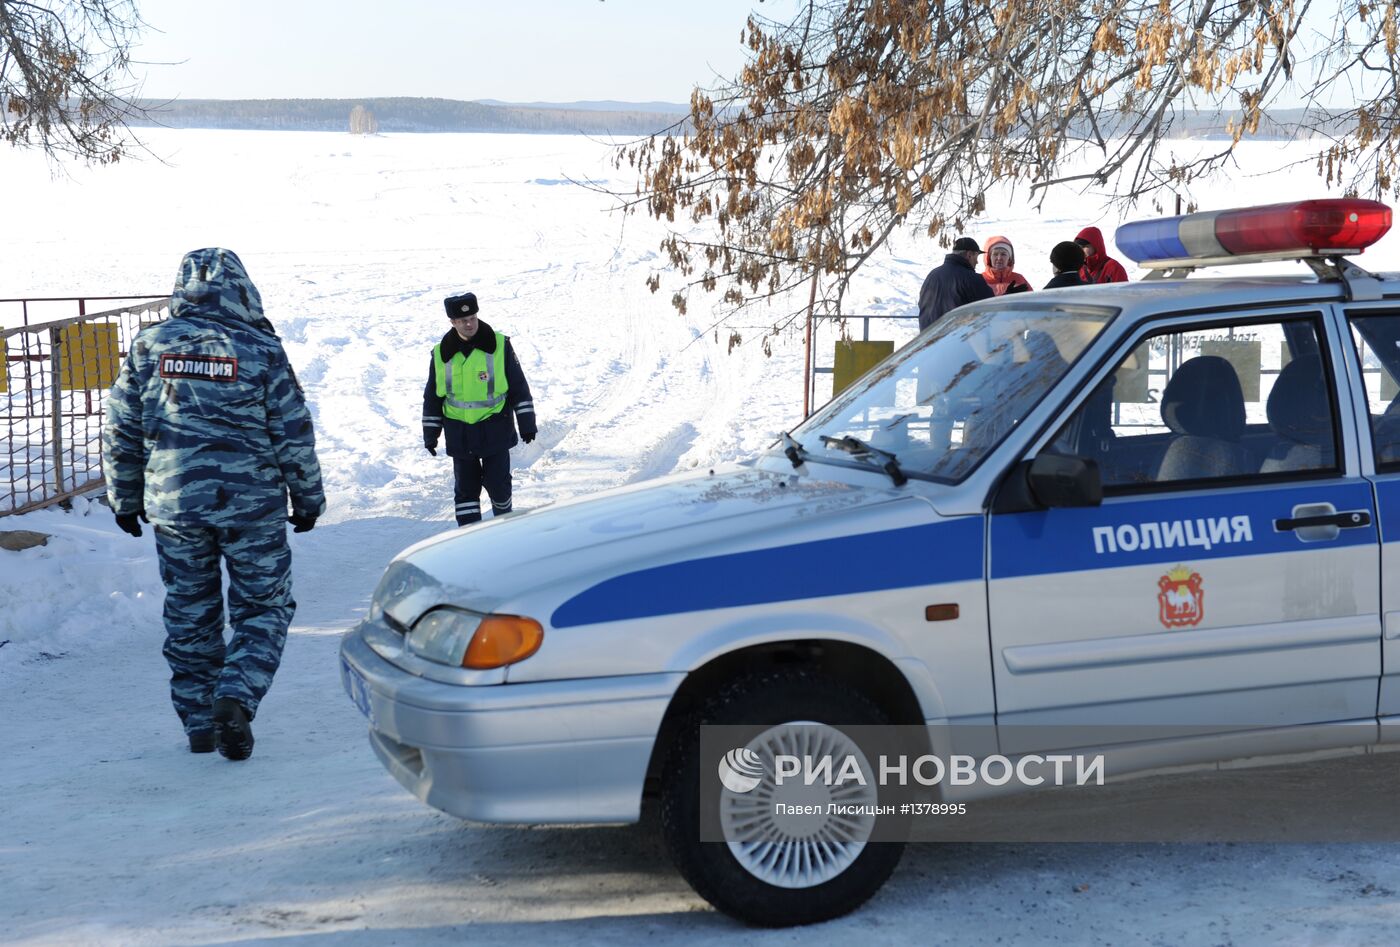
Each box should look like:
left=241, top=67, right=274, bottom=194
left=658, top=667, right=908, bottom=926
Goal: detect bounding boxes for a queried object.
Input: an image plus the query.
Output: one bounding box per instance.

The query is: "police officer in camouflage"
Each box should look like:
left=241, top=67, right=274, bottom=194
left=423, top=291, right=536, bottom=525
left=102, top=248, right=326, bottom=761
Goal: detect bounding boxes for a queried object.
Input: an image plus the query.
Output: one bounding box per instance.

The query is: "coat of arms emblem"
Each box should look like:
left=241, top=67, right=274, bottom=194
left=1157, top=566, right=1204, bottom=628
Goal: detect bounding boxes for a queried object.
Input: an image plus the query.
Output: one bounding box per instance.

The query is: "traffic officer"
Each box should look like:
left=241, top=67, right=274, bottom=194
left=423, top=291, right=536, bottom=525
left=102, top=247, right=325, bottom=761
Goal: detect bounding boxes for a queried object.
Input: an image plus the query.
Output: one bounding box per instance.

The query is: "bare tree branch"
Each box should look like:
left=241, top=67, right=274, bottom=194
left=611, top=0, right=1400, bottom=327
left=0, top=0, right=151, bottom=164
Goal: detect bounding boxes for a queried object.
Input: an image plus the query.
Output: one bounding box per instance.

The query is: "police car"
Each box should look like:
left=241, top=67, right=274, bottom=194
left=340, top=199, right=1400, bottom=926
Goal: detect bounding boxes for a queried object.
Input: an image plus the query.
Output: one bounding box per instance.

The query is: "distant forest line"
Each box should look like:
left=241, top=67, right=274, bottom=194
left=129, top=97, right=688, bottom=135
left=127, top=97, right=1355, bottom=139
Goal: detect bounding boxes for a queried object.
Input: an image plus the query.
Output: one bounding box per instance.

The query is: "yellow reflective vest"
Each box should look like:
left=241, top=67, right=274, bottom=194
left=434, top=332, right=508, bottom=424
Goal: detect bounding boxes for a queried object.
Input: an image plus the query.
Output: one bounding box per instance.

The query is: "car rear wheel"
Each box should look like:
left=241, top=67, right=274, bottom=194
left=658, top=667, right=907, bottom=926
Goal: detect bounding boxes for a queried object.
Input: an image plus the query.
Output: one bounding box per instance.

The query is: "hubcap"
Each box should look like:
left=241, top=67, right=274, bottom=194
left=719, top=721, right=878, bottom=889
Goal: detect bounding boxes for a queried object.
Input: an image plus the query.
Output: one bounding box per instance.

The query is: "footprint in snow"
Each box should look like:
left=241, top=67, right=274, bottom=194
left=298, top=357, right=328, bottom=385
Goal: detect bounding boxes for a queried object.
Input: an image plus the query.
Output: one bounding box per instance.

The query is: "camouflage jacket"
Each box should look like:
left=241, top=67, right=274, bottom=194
left=102, top=248, right=326, bottom=527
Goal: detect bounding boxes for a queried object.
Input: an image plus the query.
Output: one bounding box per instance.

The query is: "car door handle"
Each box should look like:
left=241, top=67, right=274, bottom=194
left=1274, top=510, right=1371, bottom=531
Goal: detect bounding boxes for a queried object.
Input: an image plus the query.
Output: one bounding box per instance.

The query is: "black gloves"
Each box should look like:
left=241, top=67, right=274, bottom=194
left=521, top=432, right=535, bottom=444
left=288, top=513, right=317, bottom=533
left=424, top=433, right=438, bottom=456
left=114, top=509, right=148, bottom=538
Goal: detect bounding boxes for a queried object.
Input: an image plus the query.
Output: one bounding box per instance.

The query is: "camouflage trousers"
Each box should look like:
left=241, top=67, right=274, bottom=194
left=154, top=522, right=295, bottom=734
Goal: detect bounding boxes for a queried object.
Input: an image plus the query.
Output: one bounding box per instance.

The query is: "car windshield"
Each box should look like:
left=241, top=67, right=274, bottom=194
left=791, top=303, right=1116, bottom=483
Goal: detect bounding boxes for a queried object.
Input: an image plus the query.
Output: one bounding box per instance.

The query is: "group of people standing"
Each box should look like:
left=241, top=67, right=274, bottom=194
left=917, top=225, right=1130, bottom=330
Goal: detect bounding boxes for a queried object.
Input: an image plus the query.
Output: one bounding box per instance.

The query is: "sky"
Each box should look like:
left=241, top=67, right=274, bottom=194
left=131, top=0, right=799, bottom=104
left=126, top=0, right=1371, bottom=111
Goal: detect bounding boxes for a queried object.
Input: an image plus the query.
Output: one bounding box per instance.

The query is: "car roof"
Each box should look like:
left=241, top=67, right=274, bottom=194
left=974, top=272, right=1400, bottom=324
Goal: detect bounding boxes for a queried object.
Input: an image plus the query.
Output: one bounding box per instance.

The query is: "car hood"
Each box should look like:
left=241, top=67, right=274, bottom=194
left=374, top=463, right=929, bottom=627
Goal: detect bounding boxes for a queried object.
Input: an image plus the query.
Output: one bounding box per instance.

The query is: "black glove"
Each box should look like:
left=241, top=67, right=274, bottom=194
left=521, top=433, right=535, bottom=444
left=424, top=434, right=438, bottom=456
left=114, top=509, right=147, bottom=538
left=288, top=513, right=317, bottom=533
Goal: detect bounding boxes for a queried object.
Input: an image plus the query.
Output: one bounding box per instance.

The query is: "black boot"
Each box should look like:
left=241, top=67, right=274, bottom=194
left=213, top=697, right=255, bottom=761
left=188, top=729, right=216, bottom=753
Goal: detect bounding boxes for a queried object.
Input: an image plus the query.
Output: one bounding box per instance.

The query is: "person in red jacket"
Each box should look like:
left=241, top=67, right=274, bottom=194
left=1075, top=226, right=1130, bottom=284
left=980, top=235, right=1032, bottom=295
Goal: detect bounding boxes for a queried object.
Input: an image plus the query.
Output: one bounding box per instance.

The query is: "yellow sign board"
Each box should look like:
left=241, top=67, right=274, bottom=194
left=833, top=340, right=895, bottom=396
left=60, top=323, right=120, bottom=391
left=0, top=336, right=7, bottom=393
left=1382, top=368, right=1398, bottom=404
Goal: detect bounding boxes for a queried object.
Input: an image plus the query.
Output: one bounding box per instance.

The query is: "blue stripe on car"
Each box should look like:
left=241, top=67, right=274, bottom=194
left=990, top=481, right=1377, bottom=579
left=552, top=482, right=1378, bottom=628
left=1371, top=479, right=1400, bottom=543
left=551, top=517, right=985, bottom=629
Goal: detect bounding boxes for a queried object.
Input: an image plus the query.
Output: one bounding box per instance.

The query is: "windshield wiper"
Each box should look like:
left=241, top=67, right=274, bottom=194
left=780, top=431, right=806, bottom=468
left=819, top=435, right=908, bottom=487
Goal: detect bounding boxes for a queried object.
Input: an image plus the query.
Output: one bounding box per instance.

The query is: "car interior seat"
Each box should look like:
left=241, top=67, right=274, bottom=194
left=1155, top=355, right=1255, bottom=481
left=1258, top=354, right=1335, bottom=473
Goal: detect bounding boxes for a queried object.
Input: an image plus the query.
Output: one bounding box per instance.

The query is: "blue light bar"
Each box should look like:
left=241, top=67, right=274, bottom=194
left=1115, top=217, right=1187, bottom=262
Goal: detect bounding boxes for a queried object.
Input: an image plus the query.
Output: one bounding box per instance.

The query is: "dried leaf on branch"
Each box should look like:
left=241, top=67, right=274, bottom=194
left=614, top=0, right=1400, bottom=320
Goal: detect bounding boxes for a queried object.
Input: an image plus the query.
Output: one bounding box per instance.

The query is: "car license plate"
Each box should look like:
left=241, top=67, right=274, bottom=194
left=341, top=658, right=374, bottom=723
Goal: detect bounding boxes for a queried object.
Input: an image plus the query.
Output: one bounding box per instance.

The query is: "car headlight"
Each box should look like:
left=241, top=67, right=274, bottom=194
left=406, top=607, right=544, bottom=669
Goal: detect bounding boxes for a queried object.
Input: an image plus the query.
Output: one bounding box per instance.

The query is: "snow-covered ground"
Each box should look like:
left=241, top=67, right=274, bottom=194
left=4, top=130, right=1400, bottom=944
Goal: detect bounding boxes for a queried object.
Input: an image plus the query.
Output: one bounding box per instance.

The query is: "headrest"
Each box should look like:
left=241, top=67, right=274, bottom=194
left=1160, top=355, right=1246, bottom=440
left=1266, top=354, right=1332, bottom=446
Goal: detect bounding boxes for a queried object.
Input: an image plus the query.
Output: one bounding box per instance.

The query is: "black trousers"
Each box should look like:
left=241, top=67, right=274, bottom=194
left=452, top=452, right=512, bottom=525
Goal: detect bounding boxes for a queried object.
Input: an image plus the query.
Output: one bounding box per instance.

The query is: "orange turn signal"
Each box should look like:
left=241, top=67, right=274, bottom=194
left=462, top=614, right=544, bottom=669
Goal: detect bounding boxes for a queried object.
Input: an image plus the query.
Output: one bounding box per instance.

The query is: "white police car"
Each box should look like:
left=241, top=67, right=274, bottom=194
left=341, top=199, right=1400, bottom=926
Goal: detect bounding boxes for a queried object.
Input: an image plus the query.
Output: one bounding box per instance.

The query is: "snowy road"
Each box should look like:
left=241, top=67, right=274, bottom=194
left=4, top=131, right=1400, bottom=944
left=7, top=596, right=1400, bottom=947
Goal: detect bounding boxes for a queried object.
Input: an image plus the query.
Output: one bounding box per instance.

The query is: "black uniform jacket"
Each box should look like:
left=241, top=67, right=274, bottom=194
left=917, top=253, right=995, bottom=331
left=1044, top=272, right=1085, bottom=289
left=423, top=320, right=536, bottom=458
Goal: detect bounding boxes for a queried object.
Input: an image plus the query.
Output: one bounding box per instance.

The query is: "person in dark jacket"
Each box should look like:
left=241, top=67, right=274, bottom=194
left=917, top=236, right=995, bottom=330
left=1075, top=226, right=1130, bottom=284
left=423, top=292, right=536, bottom=526
left=1044, top=241, right=1087, bottom=289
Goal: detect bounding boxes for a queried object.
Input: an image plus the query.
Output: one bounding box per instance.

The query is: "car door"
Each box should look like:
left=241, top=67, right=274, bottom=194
left=1341, top=306, right=1400, bottom=720
left=986, top=308, right=1381, bottom=755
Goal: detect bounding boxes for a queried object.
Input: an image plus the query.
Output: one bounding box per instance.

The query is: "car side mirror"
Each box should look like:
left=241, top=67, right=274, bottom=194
left=1027, top=454, right=1102, bottom=508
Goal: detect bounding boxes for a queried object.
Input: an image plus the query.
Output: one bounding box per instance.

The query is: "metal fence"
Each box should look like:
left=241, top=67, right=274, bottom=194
left=1, top=296, right=168, bottom=517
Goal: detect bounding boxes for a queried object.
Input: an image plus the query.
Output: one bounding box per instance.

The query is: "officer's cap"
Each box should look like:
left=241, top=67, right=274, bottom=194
left=444, top=292, right=479, bottom=319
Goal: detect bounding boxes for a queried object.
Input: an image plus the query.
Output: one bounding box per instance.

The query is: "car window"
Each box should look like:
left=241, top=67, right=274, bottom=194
left=1046, top=316, right=1339, bottom=491
left=1346, top=312, right=1400, bottom=469
left=792, top=303, right=1114, bottom=482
